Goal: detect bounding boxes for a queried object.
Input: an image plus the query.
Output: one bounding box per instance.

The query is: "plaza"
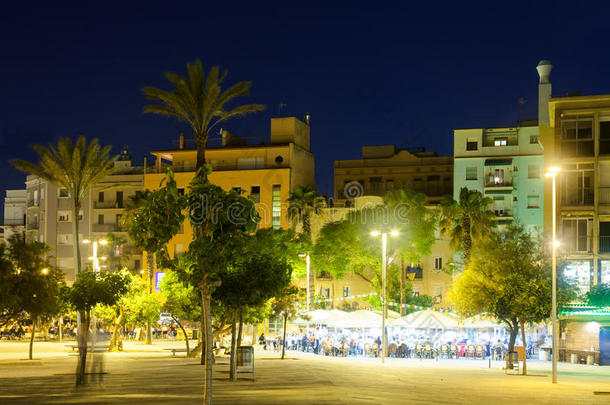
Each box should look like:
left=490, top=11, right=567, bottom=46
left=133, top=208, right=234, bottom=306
left=1, top=341, right=609, bottom=404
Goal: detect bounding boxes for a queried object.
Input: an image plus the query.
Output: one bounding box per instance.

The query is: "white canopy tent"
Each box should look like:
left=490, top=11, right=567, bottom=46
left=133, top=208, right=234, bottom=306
left=390, top=310, right=460, bottom=330
left=334, top=310, right=383, bottom=329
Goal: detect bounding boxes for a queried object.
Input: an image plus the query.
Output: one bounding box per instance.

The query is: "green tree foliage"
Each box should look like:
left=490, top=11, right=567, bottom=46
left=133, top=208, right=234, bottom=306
left=143, top=60, right=265, bottom=170
left=449, top=225, right=577, bottom=373
left=123, top=170, right=186, bottom=344
left=11, top=137, right=117, bottom=277
left=585, top=283, right=610, bottom=307
left=270, top=285, right=300, bottom=360
left=0, top=234, right=64, bottom=359
left=439, top=187, right=495, bottom=266
left=65, top=270, right=130, bottom=385
left=159, top=269, right=201, bottom=355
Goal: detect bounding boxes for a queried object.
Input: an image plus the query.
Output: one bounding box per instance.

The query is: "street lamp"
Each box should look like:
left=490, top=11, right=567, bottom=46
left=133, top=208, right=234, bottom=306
left=370, top=229, right=399, bottom=364
left=41, top=268, right=49, bottom=275
left=299, top=253, right=312, bottom=313
left=83, top=238, right=108, bottom=273
left=545, top=166, right=560, bottom=384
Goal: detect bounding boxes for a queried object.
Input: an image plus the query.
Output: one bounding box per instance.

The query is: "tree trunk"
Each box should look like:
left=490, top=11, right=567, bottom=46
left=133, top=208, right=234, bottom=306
left=200, top=293, right=206, bottom=365
left=201, top=285, right=213, bottom=405
left=195, top=134, right=208, bottom=173
left=59, top=317, right=63, bottom=343
left=505, top=321, right=518, bottom=370
left=172, top=315, right=190, bottom=355
left=399, top=258, right=405, bottom=316
left=520, top=320, right=527, bottom=375
left=281, top=315, right=288, bottom=360
left=463, top=217, right=472, bottom=265
left=237, top=309, right=243, bottom=348
left=28, top=317, right=36, bottom=360
left=230, top=309, right=238, bottom=381
left=76, top=310, right=90, bottom=386
left=109, top=310, right=123, bottom=352
left=71, top=200, right=83, bottom=354
left=145, top=251, right=154, bottom=345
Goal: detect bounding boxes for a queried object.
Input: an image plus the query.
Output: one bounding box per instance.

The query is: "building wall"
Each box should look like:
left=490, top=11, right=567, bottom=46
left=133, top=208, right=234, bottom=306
left=453, top=125, right=544, bottom=233
left=2, top=189, right=26, bottom=243
left=541, top=95, right=610, bottom=292
left=334, top=146, right=453, bottom=206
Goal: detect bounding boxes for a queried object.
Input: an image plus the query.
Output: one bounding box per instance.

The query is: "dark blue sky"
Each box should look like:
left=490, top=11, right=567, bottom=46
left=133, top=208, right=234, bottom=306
left=2, top=2, right=610, bottom=221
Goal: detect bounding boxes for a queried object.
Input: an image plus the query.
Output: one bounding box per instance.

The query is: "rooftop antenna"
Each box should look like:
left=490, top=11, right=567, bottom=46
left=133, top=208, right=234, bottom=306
left=278, top=102, right=287, bottom=115
left=517, top=98, right=527, bottom=126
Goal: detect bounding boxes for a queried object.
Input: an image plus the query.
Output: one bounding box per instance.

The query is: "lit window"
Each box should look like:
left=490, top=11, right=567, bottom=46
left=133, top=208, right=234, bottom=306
left=494, top=138, right=507, bottom=146
left=272, top=185, right=281, bottom=229
left=343, top=287, right=350, bottom=297
left=530, top=135, right=539, bottom=144
left=58, top=188, right=69, bottom=198
left=434, top=257, right=442, bottom=270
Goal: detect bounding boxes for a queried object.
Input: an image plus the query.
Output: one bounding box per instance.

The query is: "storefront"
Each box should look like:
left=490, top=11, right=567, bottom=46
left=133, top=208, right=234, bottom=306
left=562, top=260, right=593, bottom=294
left=559, top=310, right=610, bottom=365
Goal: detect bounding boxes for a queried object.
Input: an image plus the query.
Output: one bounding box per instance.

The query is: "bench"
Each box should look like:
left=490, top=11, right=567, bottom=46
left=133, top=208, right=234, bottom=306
left=65, top=344, right=108, bottom=352
left=164, top=348, right=188, bottom=357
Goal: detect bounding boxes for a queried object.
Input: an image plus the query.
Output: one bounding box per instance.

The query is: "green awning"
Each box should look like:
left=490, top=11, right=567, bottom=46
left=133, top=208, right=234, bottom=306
left=484, top=159, right=512, bottom=166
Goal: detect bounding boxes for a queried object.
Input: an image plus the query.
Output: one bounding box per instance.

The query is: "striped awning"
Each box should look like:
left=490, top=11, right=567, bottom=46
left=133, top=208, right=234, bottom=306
left=484, top=159, right=512, bottom=166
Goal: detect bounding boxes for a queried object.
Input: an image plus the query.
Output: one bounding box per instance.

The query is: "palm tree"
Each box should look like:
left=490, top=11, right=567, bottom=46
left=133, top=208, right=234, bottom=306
left=142, top=60, right=265, bottom=173
left=11, top=137, right=117, bottom=277
left=439, top=187, right=495, bottom=266
left=287, top=185, right=326, bottom=305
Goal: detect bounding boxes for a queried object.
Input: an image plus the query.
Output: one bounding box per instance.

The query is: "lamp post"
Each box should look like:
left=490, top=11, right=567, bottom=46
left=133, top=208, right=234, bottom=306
left=371, top=229, right=399, bottom=364
left=82, top=238, right=108, bottom=342
left=545, top=166, right=560, bottom=384
left=299, top=253, right=311, bottom=313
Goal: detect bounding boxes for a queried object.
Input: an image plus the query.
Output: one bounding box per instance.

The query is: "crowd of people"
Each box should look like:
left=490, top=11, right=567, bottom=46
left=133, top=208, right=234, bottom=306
left=259, top=328, right=545, bottom=360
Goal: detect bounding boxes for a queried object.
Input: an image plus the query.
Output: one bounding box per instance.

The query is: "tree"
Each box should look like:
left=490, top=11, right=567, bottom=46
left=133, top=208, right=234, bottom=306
left=143, top=60, right=265, bottom=171
left=439, top=187, right=495, bottom=266
left=176, top=172, right=259, bottom=404
left=11, top=137, right=117, bottom=278
left=214, top=230, right=293, bottom=380
left=65, top=270, right=130, bottom=385
left=449, top=225, right=576, bottom=373
left=270, top=285, right=300, bottom=360
left=0, top=234, right=64, bottom=359
left=123, top=171, right=186, bottom=344
left=287, top=185, right=326, bottom=305
left=585, top=283, right=610, bottom=307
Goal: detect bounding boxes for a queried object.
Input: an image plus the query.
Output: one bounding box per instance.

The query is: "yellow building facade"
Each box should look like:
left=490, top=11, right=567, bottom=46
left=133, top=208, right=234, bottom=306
left=540, top=94, right=610, bottom=292
left=143, top=117, right=315, bottom=275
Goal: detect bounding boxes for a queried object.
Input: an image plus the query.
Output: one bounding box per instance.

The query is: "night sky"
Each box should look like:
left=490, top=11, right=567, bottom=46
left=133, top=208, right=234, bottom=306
left=2, top=2, right=610, bottom=221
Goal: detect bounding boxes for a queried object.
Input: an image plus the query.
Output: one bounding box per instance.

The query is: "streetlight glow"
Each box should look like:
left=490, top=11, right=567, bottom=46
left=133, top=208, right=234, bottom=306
left=546, top=165, right=560, bottom=384
left=553, top=240, right=560, bottom=248
left=370, top=230, right=380, bottom=237
left=390, top=230, right=399, bottom=237
left=99, top=239, right=108, bottom=245
left=41, top=268, right=48, bottom=275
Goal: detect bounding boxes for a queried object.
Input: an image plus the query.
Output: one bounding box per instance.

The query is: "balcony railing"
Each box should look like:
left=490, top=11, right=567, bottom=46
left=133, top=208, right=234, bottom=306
left=93, top=224, right=123, bottom=233
left=484, top=180, right=513, bottom=188
left=561, top=189, right=594, bottom=206
left=27, top=200, right=40, bottom=208
left=560, top=237, right=592, bottom=255
left=27, top=222, right=39, bottom=230
left=600, top=236, right=610, bottom=253
left=94, top=201, right=124, bottom=209
left=2, top=219, right=25, bottom=226
left=599, top=187, right=610, bottom=204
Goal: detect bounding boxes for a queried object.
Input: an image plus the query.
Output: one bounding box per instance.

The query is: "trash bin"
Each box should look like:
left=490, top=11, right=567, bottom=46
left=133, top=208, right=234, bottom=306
left=538, top=349, right=549, bottom=361
left=507, top=351, right=519, bottom=364
left=237, top=346, right=254, bottom=367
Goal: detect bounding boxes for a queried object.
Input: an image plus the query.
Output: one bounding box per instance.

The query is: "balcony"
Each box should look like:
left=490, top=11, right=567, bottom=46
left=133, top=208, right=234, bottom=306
left=599, top=187, right=610, bottom=205
left=561, top=189, right=594, bottom=206
left=2, top=219, right=25, bottom=226
left=93, top=224, right=123, bottom=233
left=600, top=236, right=610, bottom=254
left=26, top=222, right=39, bottom=230
left=94, top=201, right=124, bottom=209
left=560, top=237, right=592, bottom=255
left=27, top=200, right=40, bottom=208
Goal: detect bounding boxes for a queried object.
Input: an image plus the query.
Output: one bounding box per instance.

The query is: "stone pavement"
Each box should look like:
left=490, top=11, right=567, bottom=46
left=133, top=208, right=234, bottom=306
left=0, top=341, right=609, bottom=404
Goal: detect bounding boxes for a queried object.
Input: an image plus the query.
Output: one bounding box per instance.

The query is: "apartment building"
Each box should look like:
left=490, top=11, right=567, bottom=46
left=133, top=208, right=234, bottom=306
left=453, top=123, right=544, bottom=233
left=1, top=190, right=26, bottom=244
left=334, top=145, right=453, bottom=206
left=540, top=91, right=610, bottom=293
left=24, top=146, right=144, bottom=281
left=144, top=116, right=316, bottom=279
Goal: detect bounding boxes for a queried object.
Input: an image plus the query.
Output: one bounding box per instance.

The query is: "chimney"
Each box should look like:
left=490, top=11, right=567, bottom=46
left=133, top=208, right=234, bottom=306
left=304, top=112, right=311, bottom=126
left=536, top=60, right=553, bottom=126
left=179, top=133, right=186, bottom=149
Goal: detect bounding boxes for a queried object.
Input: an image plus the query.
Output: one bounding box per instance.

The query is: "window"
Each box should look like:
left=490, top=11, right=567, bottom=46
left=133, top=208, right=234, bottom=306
left=116, top=214, right=123, bottom=228
left=177, top=188, right=185, bottom=195
left=320, top=288, right=330, bottom=298
left=530, top=135, right=539, bottom=144
left=58, top=211, right=70, bottom=222
left=58, top=259, right=68, bottom=268
left=343, top=287, right=351, bottom=297
left=98, top=214, right=104, bottom=225
left=237, top=157, right=265, bottom=169
left=116, top=191, right=123, bottom=208
left=561, top=115, right=594, bottom=157
left=78, top=210, right=84, bottom=221
left=272, top=185, right=281, bottom=229
left=562, top=218, right=591, bottom=253
left=58, top=234, right=70, bottom=245
left=369, top=177, right=382, bottom=195
left=466, top=139, right=478, bottom=151
left=563, top=260, right=592, bottom=294
left=465, top=167, right=477, bottom=181
left=560, top=165, right=594, bottom=206
left=527, top=195, right=540, bottom=209
left=98, top=192, right=104, bottom=203
left=406, top=265, right=423, bottom=280
left=494, top=137, right=507, bottom=146
left=600, top=222, right=610, bottom=253
left=250, top=186, right=260, bottom=203
left=232, top=186, right=242, bottom=194
left=134, top=259, right=141, bottom=270
left=386, top=179, right=394, bottom=190
left=601, top=121, right=610, bottom=155
left=527, top=164, right=540, bottom=179
left=58, top=188, right=69, bottom=198
left=434, top=257, right=442, bottom=270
